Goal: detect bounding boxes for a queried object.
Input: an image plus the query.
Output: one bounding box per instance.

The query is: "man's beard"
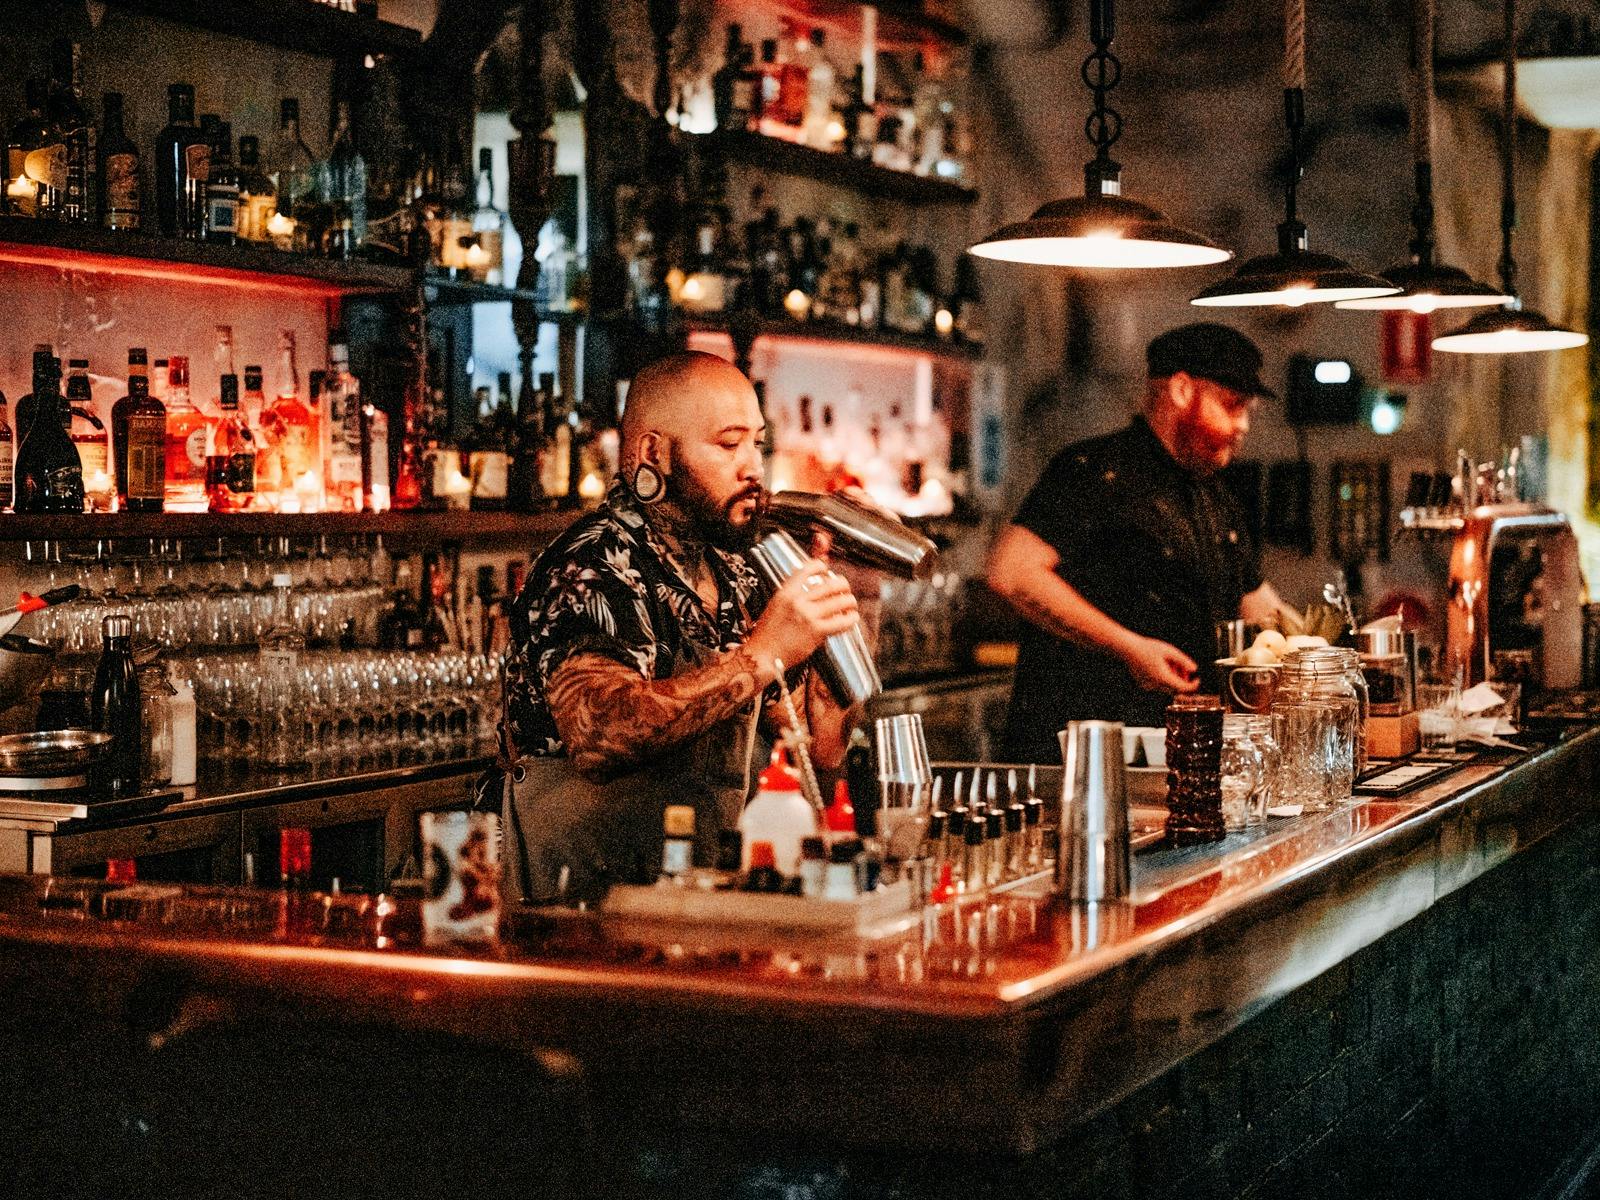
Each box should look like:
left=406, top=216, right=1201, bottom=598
left=667, top=470, right=764, bottom=552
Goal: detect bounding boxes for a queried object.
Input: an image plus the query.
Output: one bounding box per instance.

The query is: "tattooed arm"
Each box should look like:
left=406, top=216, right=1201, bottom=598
left=547, top=648, right=772, bottom=781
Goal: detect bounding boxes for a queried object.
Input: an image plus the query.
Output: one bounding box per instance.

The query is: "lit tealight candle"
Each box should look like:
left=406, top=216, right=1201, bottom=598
left=369, top=484, right=392, bottom=512
left=784, top=289, right=812, bottom=321
left=934, top=308, right=955, bottom=337
left=266, top=211, right=296, bottom=250
left=578, top=470, right=606, bottom=501
left=464, top=241, right=490, bottom=277
left=6, top=175, right=32, bottom=200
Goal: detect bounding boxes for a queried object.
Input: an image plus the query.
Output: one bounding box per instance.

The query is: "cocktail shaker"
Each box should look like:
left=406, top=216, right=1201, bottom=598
left=748, top=528, right=882, bottom=707
left=1055, top=720, right=1133, bottom=903
left=761, top=490, right=938, bottom=581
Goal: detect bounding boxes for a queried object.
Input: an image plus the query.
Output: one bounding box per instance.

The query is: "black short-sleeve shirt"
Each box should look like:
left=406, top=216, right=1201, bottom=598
left=1000, top=417, right=1262, bottom=762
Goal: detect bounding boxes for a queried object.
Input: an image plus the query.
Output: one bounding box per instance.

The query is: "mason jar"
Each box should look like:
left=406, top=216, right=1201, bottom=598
left=1272, top=652, right=1360, bottom=809
left=138, top=663, right=176, bottom=790
left=1242, top=712, right=1282, bottom=817
left=1220, top=714, right=1267, bottom=832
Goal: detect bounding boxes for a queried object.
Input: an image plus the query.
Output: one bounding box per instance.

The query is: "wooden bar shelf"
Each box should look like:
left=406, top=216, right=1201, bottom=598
left=0, top=509, right=578, bottom=543
left=695, top=131, right=978, bottom=206
left=0, top=217, right=415, bottom=296
left=102, top=0, right=423, bottom=60
left=686, top=313, right=984, bottom=359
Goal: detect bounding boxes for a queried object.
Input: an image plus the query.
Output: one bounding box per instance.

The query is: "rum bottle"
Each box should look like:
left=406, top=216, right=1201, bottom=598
left=98, top=92, right=140, bottom=231
left=123, top=368, right=166, bottom=513
left=162, top=356, right=211, bottom=511
left=46, top=40, right=93, bottom=223
left=154, top=83, right=208, bottom=238
left=13, top=352, right=85, bottom=514
left=4, top=79, right=64, bottom=219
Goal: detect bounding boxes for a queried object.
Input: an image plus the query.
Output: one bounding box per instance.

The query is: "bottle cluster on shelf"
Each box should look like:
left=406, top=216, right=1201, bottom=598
left=625, top=184, right=983, bottom=343
left=0, top=37, right=521, bottom=288
left=704, top=22, right=970, bottom=183
left=0, top=327, right=388, bottom=516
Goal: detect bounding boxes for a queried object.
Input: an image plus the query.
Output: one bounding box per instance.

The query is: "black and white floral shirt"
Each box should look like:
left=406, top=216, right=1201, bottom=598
left=500, top=479, right=768, bottom=759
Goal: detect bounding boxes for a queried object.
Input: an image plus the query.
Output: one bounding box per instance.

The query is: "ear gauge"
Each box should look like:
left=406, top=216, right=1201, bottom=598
left=632, top=463, right=666, bottom=505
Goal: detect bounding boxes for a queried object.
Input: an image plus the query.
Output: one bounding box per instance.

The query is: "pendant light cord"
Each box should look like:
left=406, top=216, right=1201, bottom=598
left=1278, top=0, right=1308, bottom=251
left=1499, top=0, right=1519, bottom=298
left=1082, top=0, right=1124, bottom=195
left=1409, top=0, right=1437, bottom=263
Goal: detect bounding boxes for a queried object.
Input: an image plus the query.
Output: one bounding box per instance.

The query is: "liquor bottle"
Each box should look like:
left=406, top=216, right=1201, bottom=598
left=91, top=615, right=141, bottom=796
left=771, top=36, right=808, bottom=128
left=801, top=29, right=838, bottom=148
left=204, top=121, right=240, bottom=244
left=258, top=573, right=307, bottom=771
left=241, top=362, right=267, bottom=432
left=756, top=40, right=783, bottom=124
left=162, top=356, right=210, bottom=511
left=431, top=139, right=473, bottom=274
left=99, top=92, right=141, bottom=231
left=260, top=330, right=320, bottom=508
left=206, top=371, right=254, bottom=512
left=842, top=66, right=878, bottom=161
left=358, top=393, right=390, bottom=511
left=13, top=352, right=85, bottom=514
left=537, top=373, right=572, bottom=506
left=468, top=148, right=504, bottom=284
left=65, top=358, right=110, bottom=503
left=467, top=378, right=511, bottom=512
left=13, top=342, right=54, bottom=442
left=269, top=98, right=319, bottom=250
left=4, top=80, right=65, bottom=219
left=508, top=371, right=546, bottom=513
left=111, top=347, right=148, bottom=507
left=123, top=360, right=166, bottom=513
left=679, top=216, right=727, bottom=313
left=419, top=551, right=452, bottom=649
left=154, top=83, right=209, bottom=238
left=712, top=24, right=749, bottom=132
left=322, top=100, right=366, bottom=257
left=323, top=331, right=363, bottom=511
left=47, top=40, right=94, bottom=223
left=235, top=135, right=275, bottom=243
left=151, top=358, right=169, bottom=404
left=378, top=558, right=426, bottom=650
left=0, top=390, right=12, bottom=512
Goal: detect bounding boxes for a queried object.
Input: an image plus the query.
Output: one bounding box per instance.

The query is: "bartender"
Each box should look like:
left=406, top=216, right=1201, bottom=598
left=497, top=351, right=862, bottom=901
left=987, top=323, right=1290, bottom=762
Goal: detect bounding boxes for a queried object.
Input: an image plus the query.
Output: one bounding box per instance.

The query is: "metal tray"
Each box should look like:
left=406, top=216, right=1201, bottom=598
left=0, top=729, right=113, bottom=777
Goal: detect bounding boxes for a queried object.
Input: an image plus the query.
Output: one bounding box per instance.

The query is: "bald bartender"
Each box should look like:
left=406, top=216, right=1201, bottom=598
left=497, top=351, right=861, bottom=901
left=987, top=324, right=1290, bottom=762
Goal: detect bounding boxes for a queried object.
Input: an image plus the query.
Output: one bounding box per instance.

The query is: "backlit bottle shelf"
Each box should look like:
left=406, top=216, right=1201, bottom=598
left=0, top=217, right=415, bottom=296
left=0, top=509, right=579, bottom=543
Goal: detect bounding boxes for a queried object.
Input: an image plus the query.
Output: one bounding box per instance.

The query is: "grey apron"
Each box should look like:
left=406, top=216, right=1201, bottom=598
left=501, top=634, right=769, bottom=904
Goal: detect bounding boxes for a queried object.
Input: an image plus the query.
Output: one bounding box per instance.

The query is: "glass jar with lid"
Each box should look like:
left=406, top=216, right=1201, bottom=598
left=138, top=662, right=175, bottom=789
left=1272, top=650, right=1361, bottom=810
left=1220, top=714, right=1267, bottom=832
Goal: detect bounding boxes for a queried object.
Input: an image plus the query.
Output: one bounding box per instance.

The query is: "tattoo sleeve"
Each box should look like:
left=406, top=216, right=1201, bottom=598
left=546, top=649, right=765, bottom=781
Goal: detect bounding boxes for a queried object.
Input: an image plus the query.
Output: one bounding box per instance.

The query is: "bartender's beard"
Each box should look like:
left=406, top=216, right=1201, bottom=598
left=663, top=469, right=764, bottom=552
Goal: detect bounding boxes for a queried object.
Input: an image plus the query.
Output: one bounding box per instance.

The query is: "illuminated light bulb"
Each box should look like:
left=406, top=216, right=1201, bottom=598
left=1369, top=398, right=1402, bottom=435
left=784, top=289, right=812, bottom=321
left=933, top=309, right=955, bottom=337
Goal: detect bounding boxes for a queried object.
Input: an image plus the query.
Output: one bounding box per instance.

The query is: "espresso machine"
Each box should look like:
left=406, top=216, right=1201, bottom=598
left=1401, top=454, right=1584, bottom=690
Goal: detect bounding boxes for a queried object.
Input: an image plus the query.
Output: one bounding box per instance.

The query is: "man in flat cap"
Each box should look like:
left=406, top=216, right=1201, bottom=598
left=987, top=323, right=1290, bottom=761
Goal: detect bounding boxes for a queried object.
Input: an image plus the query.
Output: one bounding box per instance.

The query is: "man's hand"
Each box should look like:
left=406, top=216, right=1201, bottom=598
left=1121, top=635, right=1200, bottom=694
left=747, top=558, right=859, bottom=676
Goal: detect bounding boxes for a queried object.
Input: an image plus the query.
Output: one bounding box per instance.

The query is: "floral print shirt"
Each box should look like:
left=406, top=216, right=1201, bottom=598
left=500, top=479, right=768, bottom=759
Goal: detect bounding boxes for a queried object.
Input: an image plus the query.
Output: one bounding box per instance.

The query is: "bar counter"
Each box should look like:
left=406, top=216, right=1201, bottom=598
left=3, top=727, right=1599, bottom=1197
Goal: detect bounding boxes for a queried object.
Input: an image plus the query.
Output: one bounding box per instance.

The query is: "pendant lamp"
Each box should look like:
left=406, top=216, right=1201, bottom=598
left=1337, top=0, right=1509, bottom=311
left=968, top=0, right=1231, bottom=269
left=1432, top=0, right=1588, bottom=352
left=1190, top=0, right=1398, bottom=307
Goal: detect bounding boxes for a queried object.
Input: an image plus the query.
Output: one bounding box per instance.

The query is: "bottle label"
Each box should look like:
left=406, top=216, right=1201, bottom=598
left=470, top=450, right=509, bottom=500
left=207, top=187, right=239, bottom=234
left=184, top=143, right=210, bottom=184
left=127, top=413, right=166, bottom=500
left=239, top=191, right=276, bottom=242
left=185, top=426, right=208, bottom=469
left=73, top=436, right=109, bottom=482
left=104, top=152, right=141, bottom=228
left=0, top=442, right=10, bottom=491
left=260, top=648, right=298, bottom=675
left=25, top=143, right=67, bottom=192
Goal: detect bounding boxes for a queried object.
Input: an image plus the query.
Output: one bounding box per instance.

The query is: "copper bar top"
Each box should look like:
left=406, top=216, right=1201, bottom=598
left=1, top=727, right=1595, bottom=1154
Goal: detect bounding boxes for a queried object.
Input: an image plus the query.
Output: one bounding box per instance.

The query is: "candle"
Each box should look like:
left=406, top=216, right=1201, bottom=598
left=784, top=289, right=812, bottom=321
left=934, top=308, right=955, bottom=337
left=578, top=470, right=606, bottom=501
left=464, top=241, right=491, bottom=281
left=266, top=211, right=296, bottom=251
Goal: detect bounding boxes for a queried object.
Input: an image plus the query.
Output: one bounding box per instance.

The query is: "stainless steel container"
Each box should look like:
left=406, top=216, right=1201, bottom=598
left=748, top=529, right=882, bottom=707
left=1055, top=721, right=1132, bottom=903
left=1357, top=627, right=1417, bottom=715
left=761, top=491, right=938, bottom=581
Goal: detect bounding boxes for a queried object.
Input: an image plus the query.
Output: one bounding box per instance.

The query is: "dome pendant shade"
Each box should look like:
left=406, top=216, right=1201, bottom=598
left=1432, top=304, right=1589, bottom=353
left=1190, top=246, right=1399, bottom=307
left=970, top=193, right=1233, bottom=269
left=1334, top=261, right=1512, bottom=312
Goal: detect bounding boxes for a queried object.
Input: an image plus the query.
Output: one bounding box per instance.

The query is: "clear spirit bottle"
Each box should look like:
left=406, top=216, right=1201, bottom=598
left=258, top=573, right=306, bottom=770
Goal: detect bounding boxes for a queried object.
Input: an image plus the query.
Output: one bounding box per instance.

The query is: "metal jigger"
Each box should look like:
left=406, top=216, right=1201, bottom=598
left=1055, top=721, right=1133, bottom=903
left=873, top=713, right=932, bottom=859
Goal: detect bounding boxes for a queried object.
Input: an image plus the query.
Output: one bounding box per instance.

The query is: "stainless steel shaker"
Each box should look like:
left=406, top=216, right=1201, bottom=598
left=748, top=528, right=882, bottom=707
left=761, top=491, right=939, bottom=581
left=1055, top=721, right=1133, bottom=903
